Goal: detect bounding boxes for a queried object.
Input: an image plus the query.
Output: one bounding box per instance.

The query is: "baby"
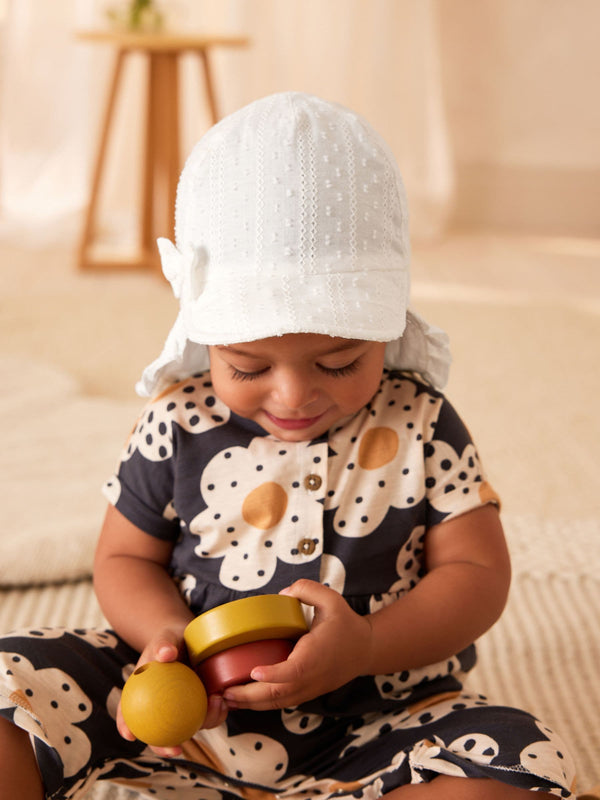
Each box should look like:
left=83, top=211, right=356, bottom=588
left=0, top=92, right=575, bottom=799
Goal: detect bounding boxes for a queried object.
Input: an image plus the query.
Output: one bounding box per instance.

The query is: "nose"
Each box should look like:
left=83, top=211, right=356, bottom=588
left=273, top=369, right=319, bottom=411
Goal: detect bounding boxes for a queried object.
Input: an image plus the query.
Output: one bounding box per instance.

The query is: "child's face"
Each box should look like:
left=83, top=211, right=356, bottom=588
left=209, top=334, right=387, bottom=442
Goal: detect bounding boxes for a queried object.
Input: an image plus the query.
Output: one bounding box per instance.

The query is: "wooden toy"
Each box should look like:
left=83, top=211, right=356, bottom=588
left=184, top=594, right=308, bottom=695
left=121, top=660, right=208, bottom=747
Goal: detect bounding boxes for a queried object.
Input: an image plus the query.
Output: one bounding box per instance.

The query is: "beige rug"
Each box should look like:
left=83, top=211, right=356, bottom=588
left=0, top=356, right=140, bottom=585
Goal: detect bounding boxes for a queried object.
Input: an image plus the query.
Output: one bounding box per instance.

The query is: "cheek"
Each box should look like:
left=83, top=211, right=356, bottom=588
left=218, top=382, right=263, bottom=413
left=345, top=363, right=385, bottom=409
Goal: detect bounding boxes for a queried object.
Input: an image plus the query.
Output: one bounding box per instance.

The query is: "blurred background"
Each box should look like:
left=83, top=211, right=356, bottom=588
left=1, top=0, right=598, bottom=515
left=1, top=0, right=599, bottom=240
left=1, top=2, right=600, bottom=792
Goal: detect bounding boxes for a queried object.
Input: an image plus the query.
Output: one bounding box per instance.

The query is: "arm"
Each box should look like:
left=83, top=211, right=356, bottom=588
left=94, top=504, right=226, bottom=749
left=364, top=502, right=510, bottom=673
left=223, top=504, right=510, bottom=710
left=93, top=503, right=193, bottom=654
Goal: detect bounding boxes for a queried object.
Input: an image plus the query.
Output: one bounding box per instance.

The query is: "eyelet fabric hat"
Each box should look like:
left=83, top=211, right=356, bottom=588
left=137, top=92, right=451, bottom=396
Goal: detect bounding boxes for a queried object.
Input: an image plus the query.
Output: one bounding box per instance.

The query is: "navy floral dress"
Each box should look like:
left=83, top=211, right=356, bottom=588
left=0, top=371, right=575, bottom=799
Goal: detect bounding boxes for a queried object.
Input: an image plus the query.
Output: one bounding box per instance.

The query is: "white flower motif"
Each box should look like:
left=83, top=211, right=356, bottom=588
left=0, top=652, right=94, bottom=778
left=319, top=553, right=347, bottom=593
left=102, top=475, right=121, bottom=505
left=448, top=732, right=499, bottom=765
left=281, top=706, right=324, bottom=735
left=188, top=436, right=323, bottom=591
left=519, top=720, right=575, bottom=789
left=218, top=732, right=288, bottom=786
left=121, top=377, right=230, bottom=463
left=326, top=378, right=441, bottom=538
left=410, top=736, right=469, bottom=778
left=373, top=659, right=465, bottom=705
left=425, top=441, right=494, bottom=515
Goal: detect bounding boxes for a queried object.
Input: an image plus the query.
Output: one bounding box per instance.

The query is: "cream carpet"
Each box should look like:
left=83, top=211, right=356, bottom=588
left=0, top=231, right=599, bottom=796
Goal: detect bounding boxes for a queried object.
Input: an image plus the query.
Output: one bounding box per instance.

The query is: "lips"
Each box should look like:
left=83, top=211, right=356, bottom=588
left=264, top=412, right=325, bottom=431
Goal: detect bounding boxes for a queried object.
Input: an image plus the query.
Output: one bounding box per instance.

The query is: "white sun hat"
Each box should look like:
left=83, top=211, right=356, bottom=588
left=137, top=92, right=451, bottom=397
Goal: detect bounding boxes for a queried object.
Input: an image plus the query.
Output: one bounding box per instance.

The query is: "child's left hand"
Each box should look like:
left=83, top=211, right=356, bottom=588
left=222, top=580, right=372, bottom=710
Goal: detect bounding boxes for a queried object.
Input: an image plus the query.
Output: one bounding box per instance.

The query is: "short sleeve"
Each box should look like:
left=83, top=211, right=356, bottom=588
left=424, top=396, right=500, bottom=527
left=102, top=405, right=179, bottom=540
left=102, top=375, right=232, bottom=540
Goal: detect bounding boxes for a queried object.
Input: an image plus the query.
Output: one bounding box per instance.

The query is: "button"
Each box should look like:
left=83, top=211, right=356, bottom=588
left=298, top=538, right=316, bottom=555
left=304, top=474, right=322, bottom=491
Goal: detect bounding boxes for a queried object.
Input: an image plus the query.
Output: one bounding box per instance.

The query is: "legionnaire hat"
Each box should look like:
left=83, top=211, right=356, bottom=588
left=137, top=92, right=451, bottom=396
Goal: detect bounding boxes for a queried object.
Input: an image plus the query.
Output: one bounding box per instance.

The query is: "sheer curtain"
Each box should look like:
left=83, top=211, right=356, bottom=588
left=0, top=0, right=453, bottom=244
left=0, top=0, right=104, bottom=236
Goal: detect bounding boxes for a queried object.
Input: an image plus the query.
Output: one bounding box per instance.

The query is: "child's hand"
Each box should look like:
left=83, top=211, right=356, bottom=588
left=223, top=580, right=372, bottom=711
left=116, top=627, right=227, bottom=756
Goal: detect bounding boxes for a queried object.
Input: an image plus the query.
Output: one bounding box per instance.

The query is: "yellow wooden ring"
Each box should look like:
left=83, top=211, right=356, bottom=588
left=184, top=595, right=308, bottom=665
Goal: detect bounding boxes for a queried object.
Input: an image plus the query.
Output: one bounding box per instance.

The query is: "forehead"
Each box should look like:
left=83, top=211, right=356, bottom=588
left=215, top=334, right=366, bottom=359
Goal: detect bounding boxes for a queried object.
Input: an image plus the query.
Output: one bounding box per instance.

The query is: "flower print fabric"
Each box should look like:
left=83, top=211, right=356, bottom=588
left=106, top=370, right=500, bottom=716
left=0, top=370, right=576, bottom=798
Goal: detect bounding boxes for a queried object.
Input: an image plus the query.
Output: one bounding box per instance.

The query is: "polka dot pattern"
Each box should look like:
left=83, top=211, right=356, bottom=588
left=188, top=436, right=325, bottom=591
left=424, top=440, right=499, bottom=515
left=121, top=376, right=230, bottom=463
left=0, top=630, right=120, bottom=779
left=326, top=379, right=441, bottom=537
left=0, top=631, right=576, bottom=798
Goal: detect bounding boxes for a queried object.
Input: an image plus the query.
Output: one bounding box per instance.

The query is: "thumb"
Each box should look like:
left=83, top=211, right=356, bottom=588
left=146, top=630, right=182, bottom=663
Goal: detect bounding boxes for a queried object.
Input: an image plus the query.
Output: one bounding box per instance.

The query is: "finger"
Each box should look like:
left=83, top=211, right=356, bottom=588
left=280, top=579, right=340, bottom=612
left=150, top=744, right=183, bottom=757
left=154, top=640, right=180, bottom=662
left=223, top=678, right=298, bottom=711
left=249, top=655, right=300, bottom=685
left=202, top=694, right=228, bottom=729
left=138, top=632, right=181, bottom=666
left=152, top=632, right=182, bottom=663
left=116, top=701, right=136, bottom=742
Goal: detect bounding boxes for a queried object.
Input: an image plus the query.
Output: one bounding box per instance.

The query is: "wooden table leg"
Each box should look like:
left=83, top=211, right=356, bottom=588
left=143, top=51, right=180, bottom=271
left=77, top=48, right=126, bottom=270
left=199, top=48, right=219, bottom=125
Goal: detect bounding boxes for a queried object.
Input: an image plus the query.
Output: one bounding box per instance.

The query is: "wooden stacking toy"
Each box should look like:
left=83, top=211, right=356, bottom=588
left=120, top=595, right=308, bottom=746
left=184, top=594, right=309, bottom=695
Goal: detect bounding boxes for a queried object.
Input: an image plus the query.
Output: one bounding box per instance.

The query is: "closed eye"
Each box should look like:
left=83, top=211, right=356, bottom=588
left=229, top=366, right=270, bottom=382
left=317, top=359, right=361, bottom=378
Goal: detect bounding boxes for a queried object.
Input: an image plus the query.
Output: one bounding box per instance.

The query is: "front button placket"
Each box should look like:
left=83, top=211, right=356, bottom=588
left=285, top=441, right=327, bottom=571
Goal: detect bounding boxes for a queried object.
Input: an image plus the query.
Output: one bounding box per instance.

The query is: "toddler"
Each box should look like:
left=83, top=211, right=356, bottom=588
left=0, top=92, right=576, bottom=800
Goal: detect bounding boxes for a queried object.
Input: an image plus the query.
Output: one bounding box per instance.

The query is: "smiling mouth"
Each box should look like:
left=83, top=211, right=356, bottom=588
left=264, top=412, right=325, bottom=431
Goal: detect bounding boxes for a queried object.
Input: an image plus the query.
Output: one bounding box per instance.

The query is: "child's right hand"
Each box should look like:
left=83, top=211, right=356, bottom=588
left=116, top=627, right=228, bottom=756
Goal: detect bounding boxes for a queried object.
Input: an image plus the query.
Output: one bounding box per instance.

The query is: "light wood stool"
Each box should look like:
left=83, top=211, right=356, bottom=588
left=76, top=30, right=249, bottom=273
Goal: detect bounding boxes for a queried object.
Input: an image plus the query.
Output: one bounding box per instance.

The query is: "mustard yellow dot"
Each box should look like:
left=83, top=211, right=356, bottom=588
left=479, top=481, right=501, bottom=508
left=358, top=427, right=399, bottom=470
left=9, top=690, right=33, bottom=713
left=242, top=482, right=288, bottom=529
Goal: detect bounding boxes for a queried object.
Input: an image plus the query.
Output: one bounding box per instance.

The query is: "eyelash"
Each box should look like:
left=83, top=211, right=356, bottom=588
left=229, top=367, right=269, bottom=382
left=229, top=359, right=361, bottom=382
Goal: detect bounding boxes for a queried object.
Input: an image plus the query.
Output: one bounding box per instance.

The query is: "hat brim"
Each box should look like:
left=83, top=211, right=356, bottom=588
left=136, top=307, right=450, bottom=397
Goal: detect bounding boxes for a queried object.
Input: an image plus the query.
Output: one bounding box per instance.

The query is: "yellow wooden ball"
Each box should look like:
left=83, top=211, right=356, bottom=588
left=121, top=661, right=208, bottom=747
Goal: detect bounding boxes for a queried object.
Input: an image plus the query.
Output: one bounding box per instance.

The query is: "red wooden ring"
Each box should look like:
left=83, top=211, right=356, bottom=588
left=197, top=638, right=294, bottom=695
